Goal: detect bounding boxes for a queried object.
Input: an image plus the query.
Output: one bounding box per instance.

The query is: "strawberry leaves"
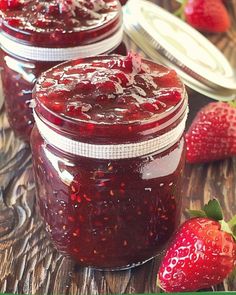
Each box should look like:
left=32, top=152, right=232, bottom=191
left=228, top=100, right=236, bottom=108
left=228, top=215, right=236, bottom=240
left=220, top=220, right=235, bottom=238
left=174, top=0, right=187, bottom=19
left=188, top=198, right=236, bottom=241
left=188, top=199, right=223, bottom=220
left=203, top=199, right=223, bottom=221
left=187, top=209, right=207, bottom=218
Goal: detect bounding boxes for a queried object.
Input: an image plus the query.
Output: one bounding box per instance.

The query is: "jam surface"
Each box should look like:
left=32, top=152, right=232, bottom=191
left=36, top=53, right=184, bottom=125
left=0, top=0, right=121, bottom=46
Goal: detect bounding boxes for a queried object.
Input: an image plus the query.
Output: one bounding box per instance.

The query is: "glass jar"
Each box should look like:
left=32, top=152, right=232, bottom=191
left=31, top=54, right=188, bottom=270
left=0, top=0, right=126, bottom=142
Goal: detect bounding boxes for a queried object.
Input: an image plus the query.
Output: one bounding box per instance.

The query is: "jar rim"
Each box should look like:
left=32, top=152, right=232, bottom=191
left=32, top=54, right=188, bottom=144
left=34, top=89, right=187, bottom=127
left=33, top=55, right=187, bottom=123
left=33, top=92, right=188, bottom=144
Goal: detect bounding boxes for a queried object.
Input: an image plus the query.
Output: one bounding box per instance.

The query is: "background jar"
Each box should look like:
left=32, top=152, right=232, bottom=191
left=31, top=54, right=188, bottom=270
left=0, top=0, right=126, bottom=142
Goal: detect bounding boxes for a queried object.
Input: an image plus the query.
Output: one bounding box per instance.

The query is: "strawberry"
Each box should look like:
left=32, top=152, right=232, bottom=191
left=185, top=101, right=236, bottom=164
left=175, top=0, right=231, bottom=33
left=158, top=199, right=236, bottom=292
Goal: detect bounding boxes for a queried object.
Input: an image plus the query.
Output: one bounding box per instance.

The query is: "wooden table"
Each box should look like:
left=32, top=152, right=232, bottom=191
left=0, top=1, right=236, bottom=294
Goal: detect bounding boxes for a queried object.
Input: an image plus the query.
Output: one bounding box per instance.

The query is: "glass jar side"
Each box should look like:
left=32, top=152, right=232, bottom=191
left=31, top=125, right=185, bottom=270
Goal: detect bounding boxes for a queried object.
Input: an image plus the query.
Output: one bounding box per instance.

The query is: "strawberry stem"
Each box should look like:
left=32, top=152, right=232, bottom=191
left=220, top=220, right=236, bottom=241
left=228, top=215, right=236, bottom=228
left=228, top=215, right=236, bottom=240
left=174, top=0, right=187, bottom=19
left=187, top=199, right=223, bottom=220
left=220, top=220, right=233, bottom=235
left=228, top=100, right=236, bottom=108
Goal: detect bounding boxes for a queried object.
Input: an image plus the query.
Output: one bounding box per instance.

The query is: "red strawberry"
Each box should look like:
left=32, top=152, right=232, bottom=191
left=158, top=199, right=236, bottom=292
left=185, top=101, right=236, bottom=164
left=176, top=0, right=231, bottom=33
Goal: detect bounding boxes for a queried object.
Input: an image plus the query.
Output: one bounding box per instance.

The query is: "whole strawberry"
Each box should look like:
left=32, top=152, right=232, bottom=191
left=185, top=101, right=236, bottom=164
left=176, top=0, right=231, bottom=33
left=158, top=199, right=236, bottom=292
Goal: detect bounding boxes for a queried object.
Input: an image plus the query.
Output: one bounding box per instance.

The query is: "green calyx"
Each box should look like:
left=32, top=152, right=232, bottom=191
left=174, top=0, right=188, bottom=19
left=228, top=100, right=236, bottom=108
left=187, top=199, right=236, bottom=241
left=187, top=199, right=223, bottom=220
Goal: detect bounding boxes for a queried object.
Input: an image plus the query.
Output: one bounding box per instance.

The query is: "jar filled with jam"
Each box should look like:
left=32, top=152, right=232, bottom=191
left=31, top=53, right=188, bottom=270
left=0, top=0, right=126, bottom=141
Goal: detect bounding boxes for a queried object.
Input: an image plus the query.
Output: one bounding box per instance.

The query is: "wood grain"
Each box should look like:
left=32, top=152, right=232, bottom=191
left=0, top=1, right=236, bottom=294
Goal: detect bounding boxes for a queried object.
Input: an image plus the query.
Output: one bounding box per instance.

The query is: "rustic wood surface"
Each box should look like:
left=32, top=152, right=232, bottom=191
left=0, top=1, right=236, bottom=294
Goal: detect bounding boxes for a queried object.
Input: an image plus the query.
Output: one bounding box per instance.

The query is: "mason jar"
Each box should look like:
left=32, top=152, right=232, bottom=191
left=0, top=0, right=126, bottom=141
left=31, top=53, right=188, bottom=270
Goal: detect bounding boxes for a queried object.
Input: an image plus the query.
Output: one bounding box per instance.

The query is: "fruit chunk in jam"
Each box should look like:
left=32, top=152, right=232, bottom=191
left=0, top=0, right=126, bottom=141
left=31, top=54, right=187, bottom=269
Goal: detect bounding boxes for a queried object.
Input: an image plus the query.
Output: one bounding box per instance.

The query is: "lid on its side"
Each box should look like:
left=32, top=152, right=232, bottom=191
left=123, top=0, right=236, bottom=101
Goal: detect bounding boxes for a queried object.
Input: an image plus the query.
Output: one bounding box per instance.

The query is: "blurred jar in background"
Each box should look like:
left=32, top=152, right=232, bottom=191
left=0, top=0, right=126, bottom=142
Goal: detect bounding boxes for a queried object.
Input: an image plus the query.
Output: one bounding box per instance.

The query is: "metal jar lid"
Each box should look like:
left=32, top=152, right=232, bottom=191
left=123, top=0, right=236, bottom=101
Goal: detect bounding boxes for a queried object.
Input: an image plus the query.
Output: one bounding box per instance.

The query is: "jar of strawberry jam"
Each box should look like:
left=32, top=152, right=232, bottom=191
left=0, top=0, right=126, bottom=142
left=31, top=53, right=188, bottom=270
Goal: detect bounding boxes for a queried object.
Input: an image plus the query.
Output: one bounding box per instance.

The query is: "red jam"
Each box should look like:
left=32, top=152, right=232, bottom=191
left=31, top=54, right=188, bottom=269
left=0, top=0, right=126, bottom=141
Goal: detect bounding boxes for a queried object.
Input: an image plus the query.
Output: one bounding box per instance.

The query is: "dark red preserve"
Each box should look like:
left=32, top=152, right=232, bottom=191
left=31, top=53, right=188, bottom=269
left=0, top=0, right=126, bottom=141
